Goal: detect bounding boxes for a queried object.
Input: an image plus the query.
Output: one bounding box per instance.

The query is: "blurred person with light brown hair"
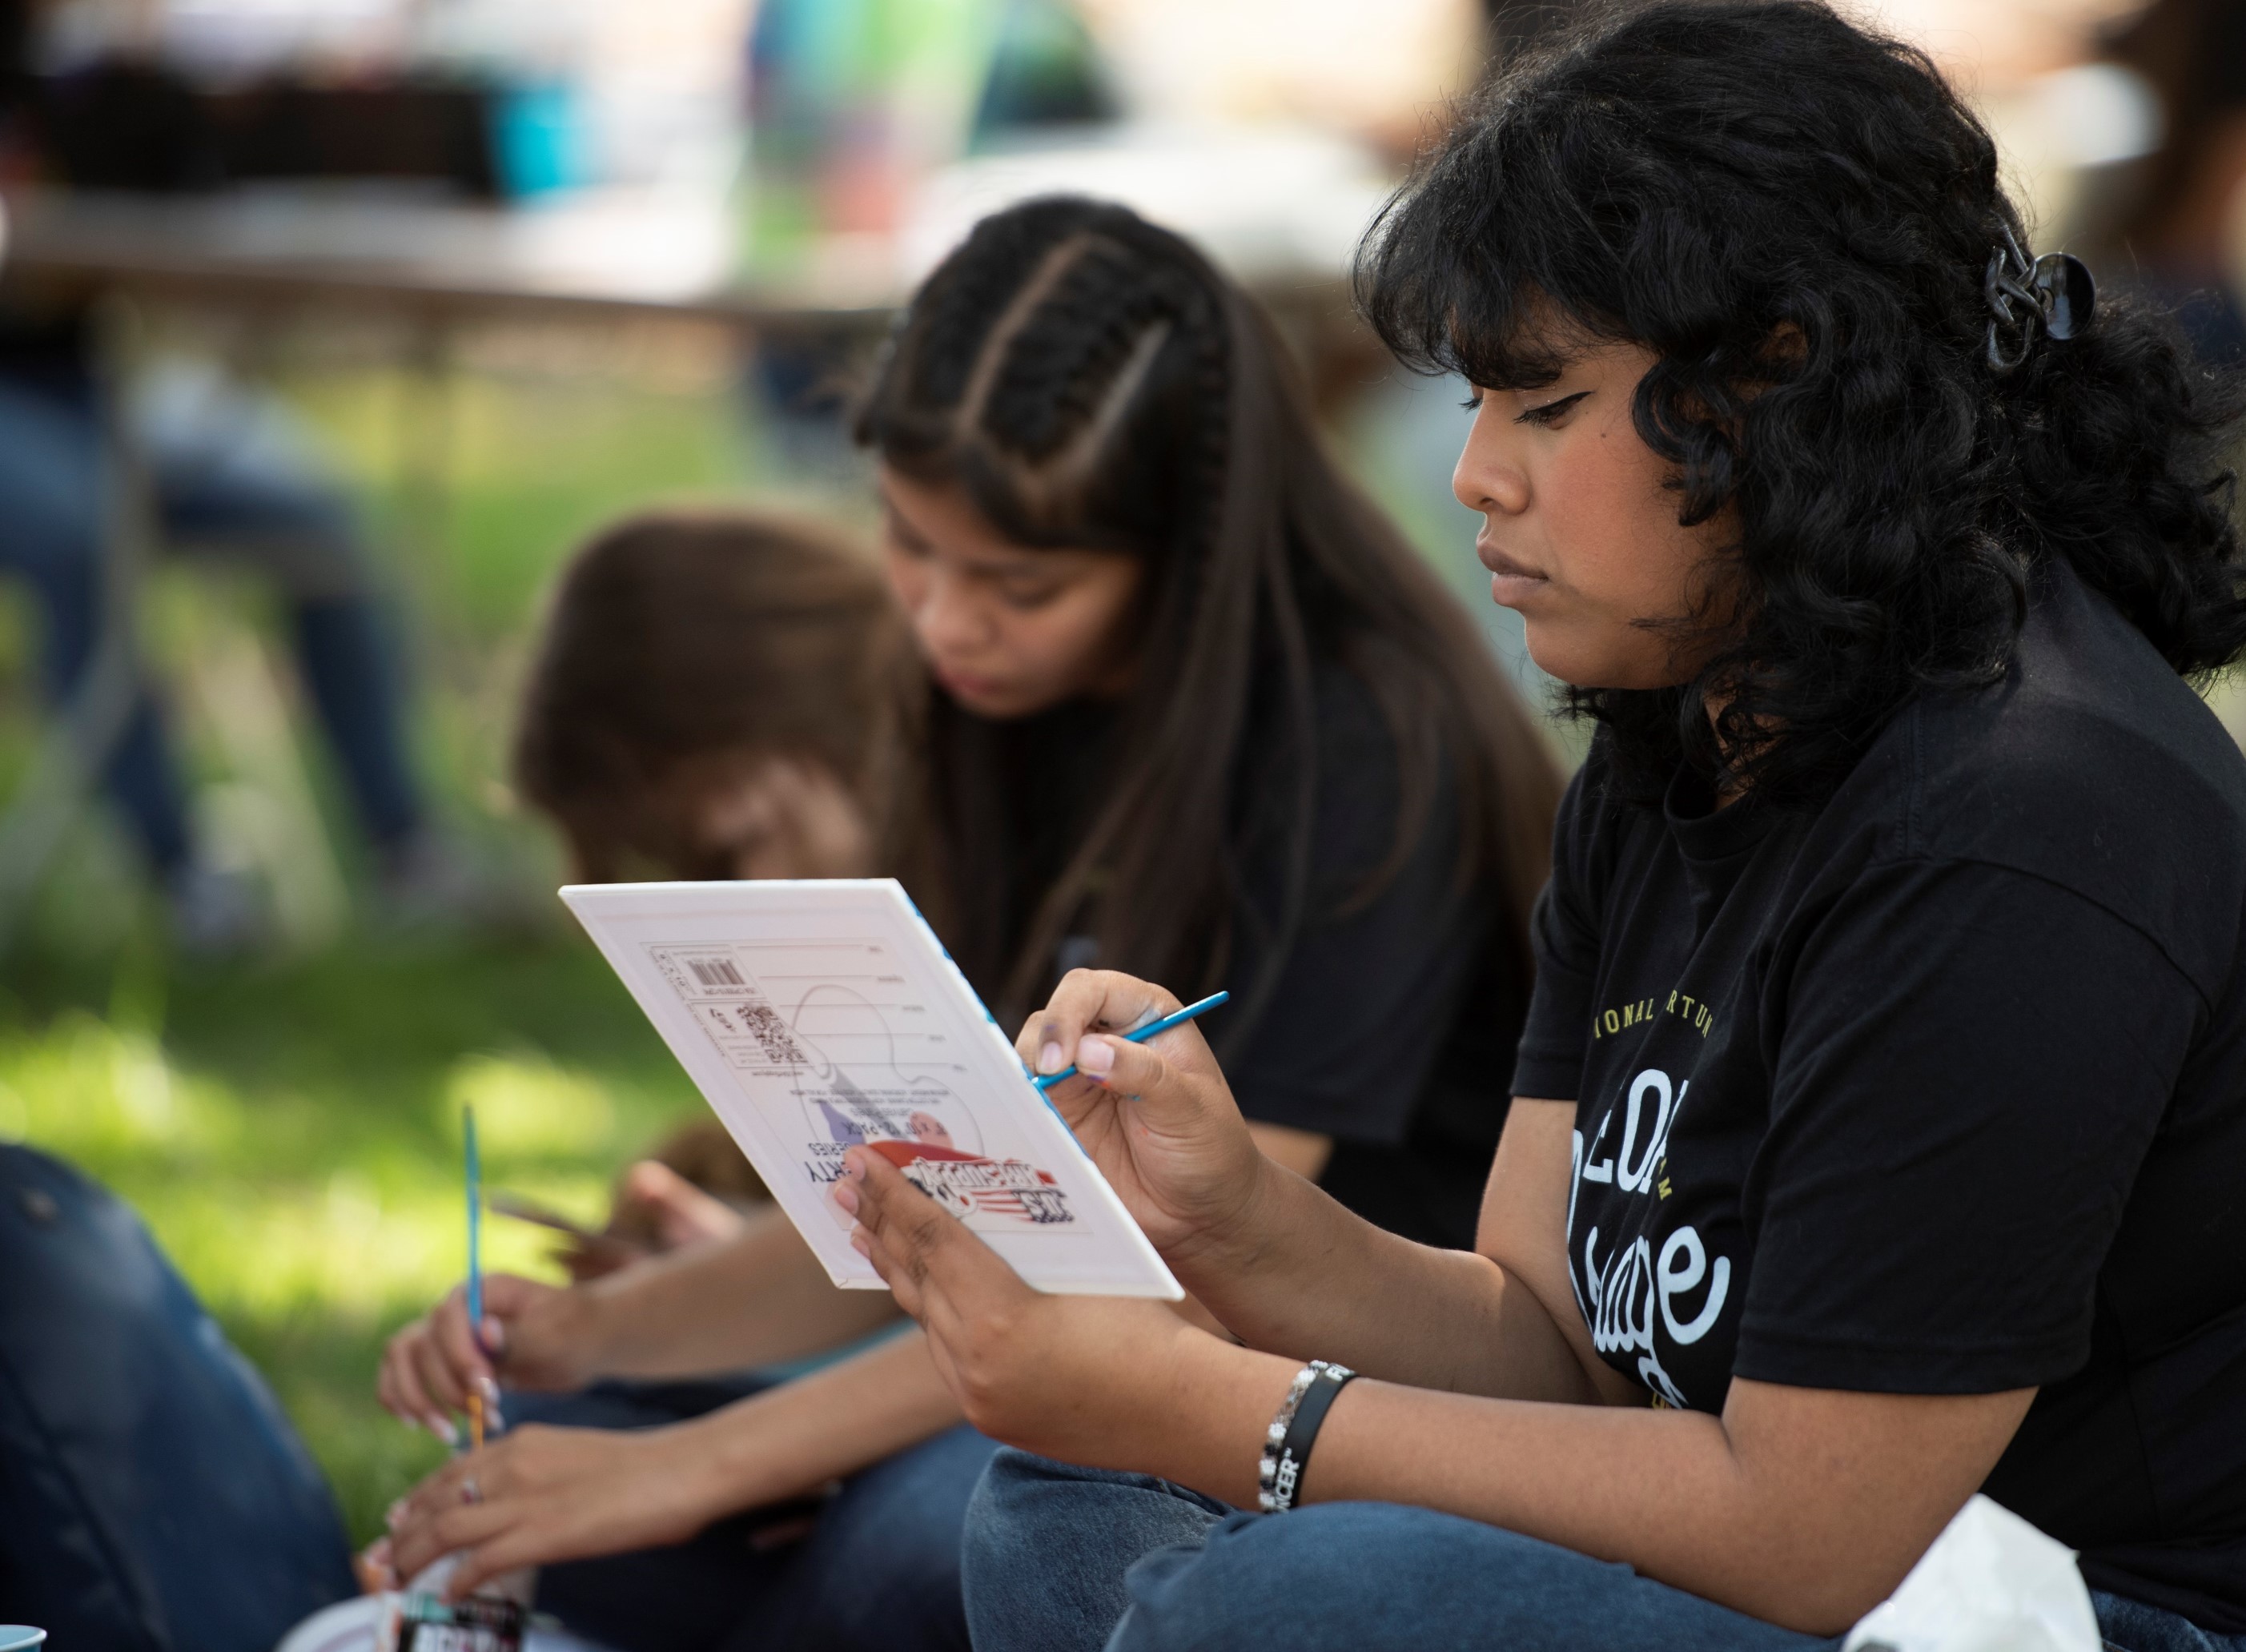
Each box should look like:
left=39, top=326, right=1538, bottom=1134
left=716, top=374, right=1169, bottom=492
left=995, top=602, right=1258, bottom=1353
left=503, top=507, right=898, bottom=1268
left=512, top=506, right=898, bottom=889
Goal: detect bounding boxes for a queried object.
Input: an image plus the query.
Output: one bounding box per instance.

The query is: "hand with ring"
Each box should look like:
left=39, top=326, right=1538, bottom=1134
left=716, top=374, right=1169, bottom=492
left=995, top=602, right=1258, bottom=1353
left=377, top=1421, right=739, bottom=1599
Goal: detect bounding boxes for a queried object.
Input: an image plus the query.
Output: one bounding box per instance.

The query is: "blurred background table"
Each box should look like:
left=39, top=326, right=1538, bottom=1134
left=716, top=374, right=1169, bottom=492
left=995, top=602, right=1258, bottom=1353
left=3, top=184, right=882, bottom=335
left=1, top=118, right=1393, bottom=357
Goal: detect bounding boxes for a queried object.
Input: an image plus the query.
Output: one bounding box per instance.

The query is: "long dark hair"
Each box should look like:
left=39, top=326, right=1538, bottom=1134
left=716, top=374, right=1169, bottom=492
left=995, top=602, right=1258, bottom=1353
left=1360, top=0, right=2246, bottom=806
left=858, top=196, right=1560, bottom=1033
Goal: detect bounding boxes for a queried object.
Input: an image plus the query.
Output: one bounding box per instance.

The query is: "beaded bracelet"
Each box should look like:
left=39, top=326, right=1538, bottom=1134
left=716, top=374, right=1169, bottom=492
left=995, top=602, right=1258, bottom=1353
left=1257, top=1360, right=1357, bottom=1513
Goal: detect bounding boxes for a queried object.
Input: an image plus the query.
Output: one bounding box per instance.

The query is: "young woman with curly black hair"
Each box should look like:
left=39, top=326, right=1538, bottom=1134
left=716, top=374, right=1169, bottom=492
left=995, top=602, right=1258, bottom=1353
left=833, top=5, right=2246, bottom=1648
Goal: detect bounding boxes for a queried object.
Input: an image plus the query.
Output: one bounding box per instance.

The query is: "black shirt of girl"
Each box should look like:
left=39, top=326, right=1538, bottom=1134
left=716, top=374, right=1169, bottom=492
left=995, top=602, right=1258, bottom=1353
left=1513, top=561, right=2246, bottom=1633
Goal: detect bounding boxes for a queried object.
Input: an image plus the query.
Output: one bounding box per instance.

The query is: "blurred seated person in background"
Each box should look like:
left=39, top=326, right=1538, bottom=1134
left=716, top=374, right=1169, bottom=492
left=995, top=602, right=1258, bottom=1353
left=515, top=505, right=899, bottom=1268
left=368, top=196, right=1561, bottom=1652
left=2103, top=0, right=2246, bottom=365
left=0, top=1, right=459, bottom=947
left=512, top=507, right=895, bottom=889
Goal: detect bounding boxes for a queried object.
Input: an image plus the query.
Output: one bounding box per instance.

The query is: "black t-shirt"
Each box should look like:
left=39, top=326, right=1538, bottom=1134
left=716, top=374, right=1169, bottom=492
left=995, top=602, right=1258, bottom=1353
left=983, top=661, right=1525, bottom=1252
left=1512, top=561, right=2246, bottom=1631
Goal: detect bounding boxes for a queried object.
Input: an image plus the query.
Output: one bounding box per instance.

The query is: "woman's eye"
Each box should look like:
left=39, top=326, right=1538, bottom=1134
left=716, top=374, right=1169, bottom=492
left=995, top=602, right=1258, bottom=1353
left=997, top=584, right=1061, bottom=611
left=1461, top=392, right=1485, bottom=412
left=1517, top=391, right=1591, bottom=428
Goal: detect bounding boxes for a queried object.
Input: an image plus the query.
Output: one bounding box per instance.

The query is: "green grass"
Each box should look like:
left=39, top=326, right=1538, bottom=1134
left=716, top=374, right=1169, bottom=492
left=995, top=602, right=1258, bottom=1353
left=0, top=935, right=712, bottom=1542
left=0, top=348, right=761, bottom=1545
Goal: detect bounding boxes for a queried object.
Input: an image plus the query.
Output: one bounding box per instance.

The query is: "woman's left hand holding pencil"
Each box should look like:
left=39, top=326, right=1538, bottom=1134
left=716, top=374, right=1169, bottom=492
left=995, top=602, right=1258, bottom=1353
left=378, top=1274, right=599, bottom=1443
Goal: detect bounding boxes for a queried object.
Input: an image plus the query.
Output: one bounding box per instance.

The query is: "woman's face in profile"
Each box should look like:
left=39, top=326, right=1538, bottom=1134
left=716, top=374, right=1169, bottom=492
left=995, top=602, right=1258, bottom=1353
left=878, top=465, right=1146, bottom=721
left=1453, top=336, right=1734, bottom=690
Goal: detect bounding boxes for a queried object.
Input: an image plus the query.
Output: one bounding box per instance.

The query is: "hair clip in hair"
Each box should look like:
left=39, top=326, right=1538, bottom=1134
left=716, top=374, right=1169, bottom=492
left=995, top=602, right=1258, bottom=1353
left=1984, top=227, right=2097, bottom=372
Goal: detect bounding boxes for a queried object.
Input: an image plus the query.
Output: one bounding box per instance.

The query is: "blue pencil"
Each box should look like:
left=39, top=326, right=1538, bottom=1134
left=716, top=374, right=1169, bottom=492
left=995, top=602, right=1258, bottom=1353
left=464, top=1103, right=488, bottom=1449
left=1031, top=991, right=1229, bottom=1090
left=464, top=1104, right=484, bottom=1351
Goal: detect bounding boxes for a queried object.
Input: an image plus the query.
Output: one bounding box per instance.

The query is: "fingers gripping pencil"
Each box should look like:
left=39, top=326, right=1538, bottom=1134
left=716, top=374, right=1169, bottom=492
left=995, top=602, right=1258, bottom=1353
left=1029, top=991, right=1229, bottom=1091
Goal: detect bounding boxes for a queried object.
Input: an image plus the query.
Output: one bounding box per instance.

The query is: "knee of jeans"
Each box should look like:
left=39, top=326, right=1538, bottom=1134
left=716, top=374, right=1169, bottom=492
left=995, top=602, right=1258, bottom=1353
left=167, top=507, right=376, bottom=601
left=1117, top=1504, right=1631, bottom=1650
left=0, top=477, right=103, bottom=586
left=968, top=1450, right=1175, bottom=1553
left=963, top=1449, right=1074, bottom=1569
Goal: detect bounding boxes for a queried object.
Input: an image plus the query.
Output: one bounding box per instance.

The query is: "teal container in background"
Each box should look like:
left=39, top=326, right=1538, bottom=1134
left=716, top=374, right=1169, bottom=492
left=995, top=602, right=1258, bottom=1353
left=492, top=81, right=585, bottom=200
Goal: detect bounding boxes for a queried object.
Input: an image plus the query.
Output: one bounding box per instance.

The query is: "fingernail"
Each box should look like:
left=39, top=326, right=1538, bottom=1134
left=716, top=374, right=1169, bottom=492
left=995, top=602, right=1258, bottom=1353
left=476, top=1373, right=501, bottom=1405
left=482, top=1316, right=507, bottom=1354
left=427, top=1414, right=459, bottom=1447
left=832, top=1181, right=860, bottom=1216
left=1077, top=1035, right=1115, bottom=1075
left=386, top=1500, right=407, bottom=1531
left=842, top=1152, right=866, bottom=1181
left=1036, top=1028, right=1065, bottom=1074
left=849, top=1229, right=870, bottom=1256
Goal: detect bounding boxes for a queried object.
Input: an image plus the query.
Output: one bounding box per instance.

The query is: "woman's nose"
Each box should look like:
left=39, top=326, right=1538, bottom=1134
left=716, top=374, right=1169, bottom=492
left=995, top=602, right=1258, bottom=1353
left=1453, top=404, right=1530, bottom=517
left=917, top=571, right=990, bottom=654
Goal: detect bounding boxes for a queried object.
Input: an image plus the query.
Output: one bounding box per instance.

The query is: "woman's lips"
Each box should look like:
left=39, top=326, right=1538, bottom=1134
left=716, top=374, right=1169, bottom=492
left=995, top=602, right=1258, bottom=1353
left=934, top=667, right=1008, bottom=704
left=1477, top=541, right=1550, bottom=604
left=1477, top=541, right=1545, bottom=581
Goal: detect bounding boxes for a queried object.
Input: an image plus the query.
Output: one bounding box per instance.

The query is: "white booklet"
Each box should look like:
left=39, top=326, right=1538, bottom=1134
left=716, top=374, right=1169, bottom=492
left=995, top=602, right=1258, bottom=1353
left=560, top=878, right=1181, bottom=1298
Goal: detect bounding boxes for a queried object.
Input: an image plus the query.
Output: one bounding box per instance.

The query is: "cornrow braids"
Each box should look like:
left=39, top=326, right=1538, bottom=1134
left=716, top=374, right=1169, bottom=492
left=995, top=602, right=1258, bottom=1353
left=859, top=196, right=1562, bottom=1039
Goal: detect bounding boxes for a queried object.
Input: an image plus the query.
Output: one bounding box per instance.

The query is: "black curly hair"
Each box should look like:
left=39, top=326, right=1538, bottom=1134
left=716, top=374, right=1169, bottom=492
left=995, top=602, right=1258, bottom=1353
left=1360, top=0, right=2246, bottom=805
left=856, top=197, right=1561, bottom=1031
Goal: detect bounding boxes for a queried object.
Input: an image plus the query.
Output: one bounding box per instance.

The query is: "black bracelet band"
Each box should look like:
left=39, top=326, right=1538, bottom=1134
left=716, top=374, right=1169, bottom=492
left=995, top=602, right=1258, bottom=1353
left=1266, top=1363, right=1356, bottom=1513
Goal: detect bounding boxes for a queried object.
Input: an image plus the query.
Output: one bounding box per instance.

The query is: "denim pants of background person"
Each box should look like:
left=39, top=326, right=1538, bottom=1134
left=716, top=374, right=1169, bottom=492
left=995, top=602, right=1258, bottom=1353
left=0, top=364, right=423, bottom=886
left=507, top=1377, right=999, bottom=1652
left=962, top=1449, right=2246, bottom=1652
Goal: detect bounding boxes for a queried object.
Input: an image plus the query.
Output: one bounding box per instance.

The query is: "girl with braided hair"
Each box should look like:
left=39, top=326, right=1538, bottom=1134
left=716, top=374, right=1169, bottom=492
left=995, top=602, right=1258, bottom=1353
left=368, top=195, right=1560, bottom=1652
left=831, top=5, right=2246, bottom=1650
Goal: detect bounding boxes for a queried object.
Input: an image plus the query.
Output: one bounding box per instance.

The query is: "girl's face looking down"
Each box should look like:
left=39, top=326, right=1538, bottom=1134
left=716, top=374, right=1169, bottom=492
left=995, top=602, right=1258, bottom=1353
left=683, top=755, right=871, bottom=882
left=1453, top=338, right=1734, bottom=690
left=880, top=466, right=1146, bottom=723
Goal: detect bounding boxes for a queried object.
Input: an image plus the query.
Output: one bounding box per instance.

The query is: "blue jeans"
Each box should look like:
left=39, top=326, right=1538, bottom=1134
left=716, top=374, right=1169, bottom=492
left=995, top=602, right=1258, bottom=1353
left=508, top=1378, right=1000, bottom=1652
left=0, top=366, right=421, bottom=874
left=962, top=1449, right=2246, bottom=1652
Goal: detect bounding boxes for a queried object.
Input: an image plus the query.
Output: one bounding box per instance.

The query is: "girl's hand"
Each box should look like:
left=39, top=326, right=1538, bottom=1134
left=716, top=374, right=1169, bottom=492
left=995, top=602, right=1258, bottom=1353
left=1016, top=970, right=1273, bottom=1267
left=377, top=1276, right=601, bottom=1443
left=379, top=1421, right=733, bottom=1598
left=838, top=1144, right=1197, bottom=1465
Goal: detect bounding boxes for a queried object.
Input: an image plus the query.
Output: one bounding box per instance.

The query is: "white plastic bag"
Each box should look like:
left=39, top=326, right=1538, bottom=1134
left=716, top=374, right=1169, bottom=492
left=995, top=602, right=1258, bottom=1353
left=1842, top=1495, right=2101, bottom=1652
